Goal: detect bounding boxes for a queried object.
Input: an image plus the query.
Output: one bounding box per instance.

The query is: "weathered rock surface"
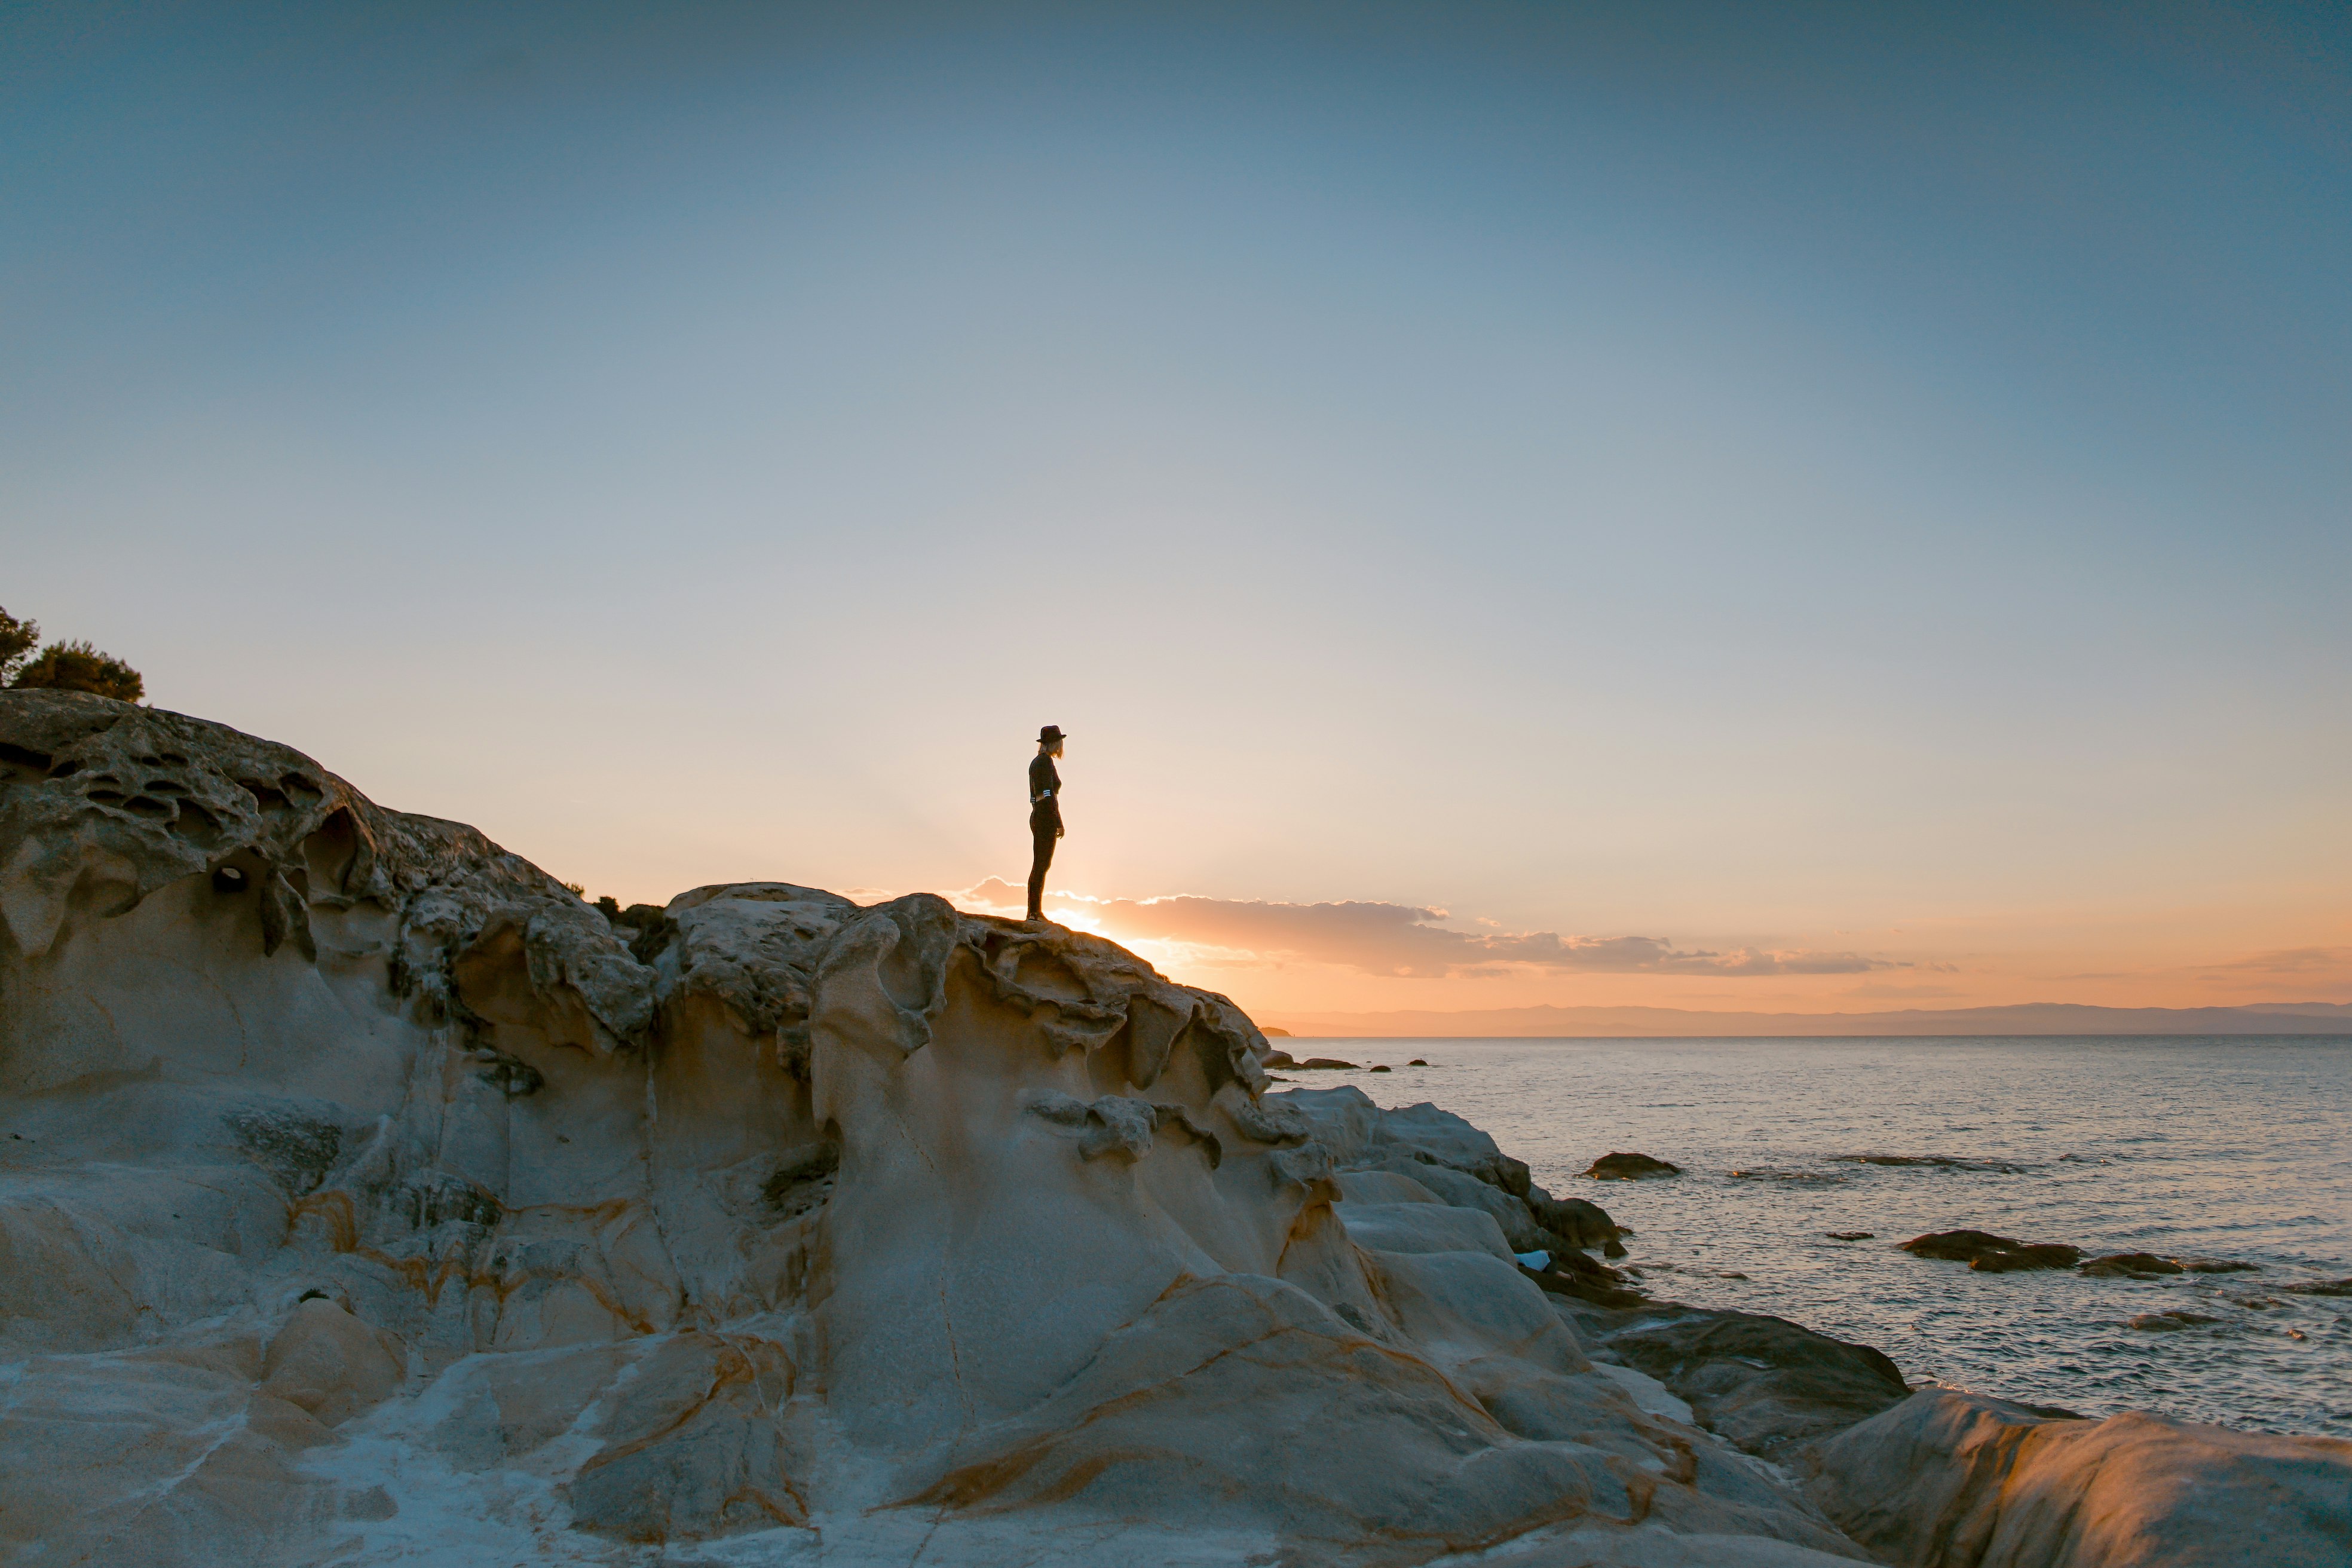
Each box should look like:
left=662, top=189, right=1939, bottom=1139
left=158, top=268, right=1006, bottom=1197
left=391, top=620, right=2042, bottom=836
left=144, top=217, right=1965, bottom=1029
left=0, top=693, right=1871, bottom=1567
left=1592, top=1309, right=1913, bottom=1461
left=1802, top=1389, right=2352, bottom=1567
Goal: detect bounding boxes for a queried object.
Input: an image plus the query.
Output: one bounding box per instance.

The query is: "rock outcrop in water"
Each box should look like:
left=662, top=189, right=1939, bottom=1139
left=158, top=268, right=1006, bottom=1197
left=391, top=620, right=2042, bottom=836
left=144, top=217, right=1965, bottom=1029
left=2, top=691, right=2347, bottom=1567
left=1801, top=1390, right=2351, bottom=1567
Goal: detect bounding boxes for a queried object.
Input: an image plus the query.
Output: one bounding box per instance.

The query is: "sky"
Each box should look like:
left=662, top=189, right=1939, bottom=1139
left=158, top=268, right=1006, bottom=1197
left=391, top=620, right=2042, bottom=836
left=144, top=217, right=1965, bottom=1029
left=5, top=1, right=2348, bottom=1024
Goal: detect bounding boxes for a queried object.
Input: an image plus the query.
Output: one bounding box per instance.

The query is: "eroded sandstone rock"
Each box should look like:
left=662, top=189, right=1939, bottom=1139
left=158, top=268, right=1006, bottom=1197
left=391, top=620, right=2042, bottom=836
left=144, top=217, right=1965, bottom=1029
left=0, top=693, right=1875, bottom=1566
left=1802, top=1389, right=2352, bottom=1567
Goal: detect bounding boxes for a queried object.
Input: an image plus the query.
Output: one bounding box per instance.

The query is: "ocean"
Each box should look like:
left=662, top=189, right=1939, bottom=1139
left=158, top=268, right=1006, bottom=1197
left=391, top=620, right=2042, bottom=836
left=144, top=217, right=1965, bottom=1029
left=1296, top=1034, right=2352, bottom=1437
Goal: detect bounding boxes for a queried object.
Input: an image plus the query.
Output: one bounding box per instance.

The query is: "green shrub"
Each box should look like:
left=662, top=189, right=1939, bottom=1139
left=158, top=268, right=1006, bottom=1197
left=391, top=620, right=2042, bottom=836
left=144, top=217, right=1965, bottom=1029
left=0, top=608, right=37, bottom=685
left=10, top=639, right=144, bottom=702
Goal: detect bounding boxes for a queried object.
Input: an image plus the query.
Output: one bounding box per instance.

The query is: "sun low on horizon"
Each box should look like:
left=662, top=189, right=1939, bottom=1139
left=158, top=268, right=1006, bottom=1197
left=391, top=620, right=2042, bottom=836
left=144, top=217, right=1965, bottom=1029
left=5, top=2, right=2346, bottom=1031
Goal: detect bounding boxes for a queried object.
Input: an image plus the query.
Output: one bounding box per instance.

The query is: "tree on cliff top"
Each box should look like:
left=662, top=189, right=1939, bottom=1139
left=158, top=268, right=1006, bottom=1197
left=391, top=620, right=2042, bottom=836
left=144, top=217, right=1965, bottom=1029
left=0, top=608, right=145, bottom=702
left=0, top=610, right=35, bottom=685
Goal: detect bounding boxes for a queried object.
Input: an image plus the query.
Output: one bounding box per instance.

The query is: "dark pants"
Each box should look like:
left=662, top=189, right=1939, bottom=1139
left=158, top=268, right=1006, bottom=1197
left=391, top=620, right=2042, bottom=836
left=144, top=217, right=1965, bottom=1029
left=1027, top=808, right=1059, bottom=918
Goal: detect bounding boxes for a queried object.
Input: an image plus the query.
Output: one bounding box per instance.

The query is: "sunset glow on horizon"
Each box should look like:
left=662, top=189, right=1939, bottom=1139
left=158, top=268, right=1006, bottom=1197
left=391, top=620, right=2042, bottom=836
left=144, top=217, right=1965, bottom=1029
left=6, top=3, right=2345, bottom=1027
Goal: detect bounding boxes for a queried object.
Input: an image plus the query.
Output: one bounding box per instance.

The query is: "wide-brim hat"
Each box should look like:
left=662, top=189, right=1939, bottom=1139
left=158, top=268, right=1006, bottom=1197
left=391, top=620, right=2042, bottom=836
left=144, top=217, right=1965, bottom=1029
left=1038, top=725, right=1067, bottom=743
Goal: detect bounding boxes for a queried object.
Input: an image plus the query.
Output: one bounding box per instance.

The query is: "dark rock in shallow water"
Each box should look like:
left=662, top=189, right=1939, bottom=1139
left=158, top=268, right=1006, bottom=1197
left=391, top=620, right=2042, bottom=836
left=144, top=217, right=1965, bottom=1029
left=1406, top=1058, right=1428, bottom=1066
left=1835, top=1153, right=2029, bottom=1174
left=1518, top=1250, right=1645, bottom=1309
left=1970, top=1244, right=2082, bottom=1273
left=2128, top=1310, right=2221, bottom=1331
left=1899, top=1229, right=2022, bottom=1262
left=1367, top=1064, right=1391, bottom=1073
left=2080, top=1252, right=2184, bottom=1278
left=1583, top=1151, right=1680, bottom=1180
left=1524, top=1187, right=1625, bottom=1254
left=1826, top=1231, right=1875, bottom=1241
left=1603, top=1308, right=1911, bottom=1459
left=2177, top=1256, right=2258, bottom=1273
left=1294, top=1057, right=1358, bottom=1070
left=2284, top=1276, right=2352, bottom=1297
left=1260, top=1049, right=1297, bottom=1067
left=1900, top=1230, right=2081, bottom=1271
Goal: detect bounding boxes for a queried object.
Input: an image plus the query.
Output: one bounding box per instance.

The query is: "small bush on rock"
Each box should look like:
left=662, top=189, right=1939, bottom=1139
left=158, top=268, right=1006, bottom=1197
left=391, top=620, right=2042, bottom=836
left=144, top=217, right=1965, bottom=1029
left=1, top=609, right=145, bottom=702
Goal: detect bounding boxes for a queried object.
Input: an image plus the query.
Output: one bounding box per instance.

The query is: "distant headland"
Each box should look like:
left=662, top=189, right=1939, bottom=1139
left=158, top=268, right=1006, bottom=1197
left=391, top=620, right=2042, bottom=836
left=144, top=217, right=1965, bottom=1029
left=1264, top=1000, right=2352, bottom=1039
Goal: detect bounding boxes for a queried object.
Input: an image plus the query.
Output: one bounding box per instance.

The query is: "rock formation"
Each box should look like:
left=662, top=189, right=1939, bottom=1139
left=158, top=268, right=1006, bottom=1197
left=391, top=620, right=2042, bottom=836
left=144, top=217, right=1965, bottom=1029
left=1802, top=1391, right=2351, bottom=1567
left=1, top=691, right=2345, bottom=1567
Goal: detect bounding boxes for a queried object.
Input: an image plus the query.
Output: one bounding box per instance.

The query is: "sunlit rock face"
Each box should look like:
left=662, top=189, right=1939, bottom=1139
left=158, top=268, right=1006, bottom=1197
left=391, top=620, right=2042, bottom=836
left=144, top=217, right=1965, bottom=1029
left=1802, top=1390, right=2352, bottom=1568
left=0, top=691, right=1878, bottom=1565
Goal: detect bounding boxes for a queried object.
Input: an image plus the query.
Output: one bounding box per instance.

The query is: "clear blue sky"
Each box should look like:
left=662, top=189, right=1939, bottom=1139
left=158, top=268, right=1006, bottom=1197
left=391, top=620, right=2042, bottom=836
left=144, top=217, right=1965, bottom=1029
left=7, top=2, right=2347, bottom=1015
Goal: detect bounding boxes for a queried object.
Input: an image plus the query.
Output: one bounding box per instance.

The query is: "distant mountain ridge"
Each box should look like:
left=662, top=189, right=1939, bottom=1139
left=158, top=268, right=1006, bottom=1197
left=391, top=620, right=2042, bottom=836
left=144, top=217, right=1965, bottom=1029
left=1264, top=999, right=2352, bottom=1038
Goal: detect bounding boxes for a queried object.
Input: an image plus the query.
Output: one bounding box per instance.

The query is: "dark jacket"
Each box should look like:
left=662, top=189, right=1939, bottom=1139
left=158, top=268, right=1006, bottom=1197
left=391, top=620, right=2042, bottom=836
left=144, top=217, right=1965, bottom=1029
left=1028, top=753, right=1062, bottom=831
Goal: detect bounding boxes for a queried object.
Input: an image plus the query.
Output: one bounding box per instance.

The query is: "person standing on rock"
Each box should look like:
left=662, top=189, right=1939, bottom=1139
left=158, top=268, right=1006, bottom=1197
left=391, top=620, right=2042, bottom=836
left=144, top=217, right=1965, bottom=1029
left=1026, top=725, right=1066, bottom=923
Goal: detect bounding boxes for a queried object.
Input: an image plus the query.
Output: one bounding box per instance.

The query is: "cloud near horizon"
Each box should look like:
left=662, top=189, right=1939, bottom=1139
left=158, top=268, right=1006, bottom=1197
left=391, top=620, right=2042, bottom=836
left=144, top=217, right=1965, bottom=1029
left=953, top=881, right=1902, bottom=979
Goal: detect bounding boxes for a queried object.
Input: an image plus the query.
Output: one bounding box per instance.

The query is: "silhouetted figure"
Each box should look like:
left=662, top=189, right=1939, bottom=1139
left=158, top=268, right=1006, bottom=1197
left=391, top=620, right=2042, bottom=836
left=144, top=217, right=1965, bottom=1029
left=1027, top=725, right=1066, bottom=922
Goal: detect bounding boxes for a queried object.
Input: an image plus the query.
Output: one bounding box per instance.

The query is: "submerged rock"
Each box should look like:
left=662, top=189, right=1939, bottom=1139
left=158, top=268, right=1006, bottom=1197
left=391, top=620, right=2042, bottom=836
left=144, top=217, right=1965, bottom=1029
left=2081, top=1252, right=2185, bottom=1278
left=1583, top=1151, right=1681, bottom=1180
left=1971, top=1244, right=2084, bottom=1273
left=1834, top=1153, right=2028, bottom=1173
left=2128, top=1310, right=2222, bottom=1331
left=2286, top=1276, right=2352, bottom=1297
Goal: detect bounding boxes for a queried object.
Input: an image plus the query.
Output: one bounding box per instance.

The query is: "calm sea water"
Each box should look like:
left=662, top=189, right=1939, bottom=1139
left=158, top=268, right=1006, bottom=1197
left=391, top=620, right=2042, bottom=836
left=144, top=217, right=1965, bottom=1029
left=1307, top=1036, right=2352, bottom=1437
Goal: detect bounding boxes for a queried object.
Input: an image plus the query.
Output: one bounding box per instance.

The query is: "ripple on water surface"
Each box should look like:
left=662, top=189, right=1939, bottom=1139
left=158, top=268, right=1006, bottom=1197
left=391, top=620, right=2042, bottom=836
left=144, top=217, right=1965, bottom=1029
left=1326, top=1034, right=2352, bottom=1437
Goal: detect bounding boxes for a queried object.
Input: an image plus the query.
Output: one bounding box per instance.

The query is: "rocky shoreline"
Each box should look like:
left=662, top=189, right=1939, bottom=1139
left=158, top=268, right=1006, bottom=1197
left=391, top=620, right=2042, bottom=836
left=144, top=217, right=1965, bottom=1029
left=1, top=690, right=2346, bottom=1566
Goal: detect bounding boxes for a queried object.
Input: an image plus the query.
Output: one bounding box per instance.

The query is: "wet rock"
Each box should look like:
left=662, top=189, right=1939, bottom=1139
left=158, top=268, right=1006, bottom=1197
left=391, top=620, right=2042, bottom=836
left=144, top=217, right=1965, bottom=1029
left=1600, top=1308, right=1910, bottom=1459
left=2178, top=1256, right=2259, bottom=1273
left=1261, top=1049, right=1297, bottom=1068
left=1296, top=1057, right=1359, bottom=1070
left=1900, top=1230, right=2081, bottom=1271
left=2127, top=1310, right=2221, bottom=1331
left=1824, top=1232, right=1874, bottom=1241
left=1804, top=1389, right=2352, bottom=1568
left=1525, top=1186, right=1625, bottom=1255
left=1582, top=1152, right=1680, bottom=1181
left=1368, top=1064, right=1391, bottom=1073
left=1517, top=1250, right=1644, bottom=1310
left=1834, top=1154, right=2028, bottom=1174
left=1406, top=1058, right=1428, bottom=1066
left=2080, top=1252, right=2183, bottom=1278
left=2284, top=1276, right=2352, bottom=1297
left=1969, top=1244, right=2083, bottom=1273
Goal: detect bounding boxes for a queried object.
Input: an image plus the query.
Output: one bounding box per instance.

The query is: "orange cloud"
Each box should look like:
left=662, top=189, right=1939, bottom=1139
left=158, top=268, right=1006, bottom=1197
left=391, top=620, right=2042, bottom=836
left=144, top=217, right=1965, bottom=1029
left=953, top=880, right=1904, bottom=979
